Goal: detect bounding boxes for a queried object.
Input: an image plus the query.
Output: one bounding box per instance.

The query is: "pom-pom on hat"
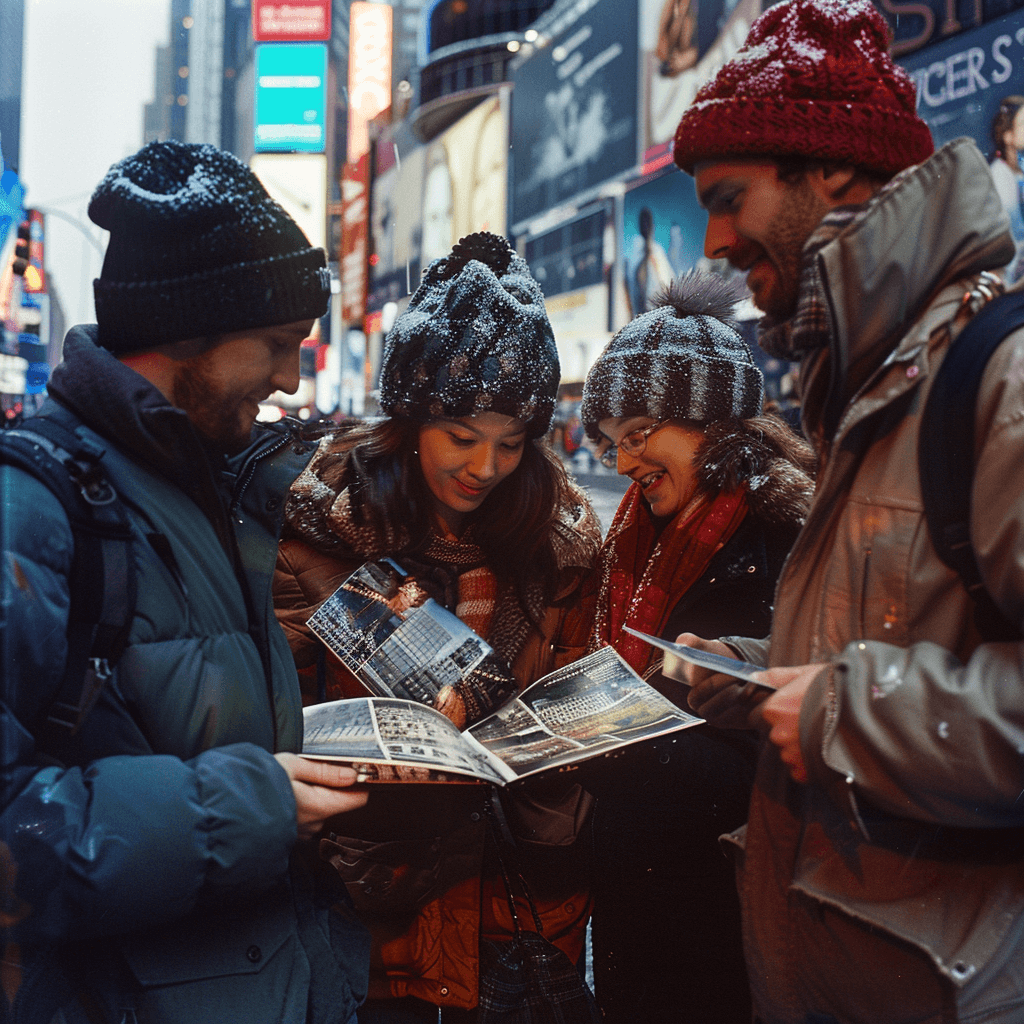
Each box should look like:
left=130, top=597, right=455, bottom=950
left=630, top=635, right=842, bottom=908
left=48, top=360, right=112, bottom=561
left=672, top=0, right=934, bottom=177
left=582, top=270, right=763, bottom=441
left=379, top=232, right=559, bottom=438
left=89, top=139, right=330, bottom=352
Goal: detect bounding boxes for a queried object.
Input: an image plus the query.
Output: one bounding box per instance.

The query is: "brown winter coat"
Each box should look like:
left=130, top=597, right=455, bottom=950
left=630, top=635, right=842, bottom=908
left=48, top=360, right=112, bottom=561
left=725, top=139, right=1024, bottom=1023
left=273, top=431, right=600, bottom=1010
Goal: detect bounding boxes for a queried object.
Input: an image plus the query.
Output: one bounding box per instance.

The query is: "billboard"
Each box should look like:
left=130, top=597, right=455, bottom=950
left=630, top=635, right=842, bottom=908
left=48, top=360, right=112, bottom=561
left=250, top=153, right=328, bottom=249
left=622, top=168, right=711, bottom=317
left=369, top=94, right=509, bottom=309
left=509, top=0, right=639, bottom=228
left=254, top=42, right=327, bottom=153
left=349, top=2, right=393, bottom=163
left=252, top=0, right=331, bottom=43
left=901, top=9, right=1024, bottom=281
left=639, top=0, right=762, bottom=169
left=341, top=153, right=370, bottom=325
left=545, top=284, right=612, bottom=385
left=369, top=143, right=426, bottom=312
left=421, top=92, right=510, bottom=266
left=880, top=0, right=1024, bottom=56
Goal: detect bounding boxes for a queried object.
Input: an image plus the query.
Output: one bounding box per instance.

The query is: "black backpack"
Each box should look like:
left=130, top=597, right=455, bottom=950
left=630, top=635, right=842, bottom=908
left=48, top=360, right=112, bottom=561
left=2, top=402, right=136, bottom=743
left=918, top=288, right=1024, bottom=642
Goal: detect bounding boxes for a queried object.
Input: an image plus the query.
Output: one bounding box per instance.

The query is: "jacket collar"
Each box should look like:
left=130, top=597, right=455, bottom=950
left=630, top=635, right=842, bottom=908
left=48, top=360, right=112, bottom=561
left=799, top=138, right=1015, bottom=441
left=47, top=326, right=231, bottom=534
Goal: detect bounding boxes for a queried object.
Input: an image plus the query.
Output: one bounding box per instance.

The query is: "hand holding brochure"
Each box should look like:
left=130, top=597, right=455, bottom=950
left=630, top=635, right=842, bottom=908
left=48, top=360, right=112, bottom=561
left=623, top=626, right=776, bottom=690
left=302, top=646, right=704, bottom=784
left=301, top=561, right=705, bottom=784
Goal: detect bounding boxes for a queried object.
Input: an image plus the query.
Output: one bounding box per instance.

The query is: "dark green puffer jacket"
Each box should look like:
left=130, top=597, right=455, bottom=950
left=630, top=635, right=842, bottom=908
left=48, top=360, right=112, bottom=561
left=0, top=327, right=369, bottom=1024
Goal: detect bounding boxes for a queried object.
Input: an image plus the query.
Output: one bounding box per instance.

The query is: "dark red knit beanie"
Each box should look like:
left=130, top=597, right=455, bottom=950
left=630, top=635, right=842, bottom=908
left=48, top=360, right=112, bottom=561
left=673, top=0, right=933, bottom=177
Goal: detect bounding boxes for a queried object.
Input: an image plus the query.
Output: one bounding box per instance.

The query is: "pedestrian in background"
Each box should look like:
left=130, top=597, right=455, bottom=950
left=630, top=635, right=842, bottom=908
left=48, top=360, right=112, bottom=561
left=273, top=231, right=601, bottom=1022
left=673, top=1, right=1024, bottom=1021
left=989, top=94, right=1024, bottom=282
left=579, top=269, right=813, bottom=1024
left=0, top=140, right=370, bottom=1024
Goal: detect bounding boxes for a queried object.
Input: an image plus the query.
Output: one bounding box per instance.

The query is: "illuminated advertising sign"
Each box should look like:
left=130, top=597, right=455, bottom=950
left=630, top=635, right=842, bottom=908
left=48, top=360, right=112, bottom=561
left=510, top=0, right=639, bottom=228
left=900, top=9, right=1024, bottom=283
left=252, top=0, right=331, bottom=42
left=639, top=0, right=761, bottom=170
left=341, top=153, right=370, bottom=324
left=250, top=153, right=328, bottom=248
left=254, top=43, right=327, bottom=153
left=348, top=2, right=392, bottom=162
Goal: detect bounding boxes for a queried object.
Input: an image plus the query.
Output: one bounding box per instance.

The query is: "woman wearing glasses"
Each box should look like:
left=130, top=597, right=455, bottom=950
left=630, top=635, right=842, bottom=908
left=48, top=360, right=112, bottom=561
left=579, top=270, right=814, bottom=1024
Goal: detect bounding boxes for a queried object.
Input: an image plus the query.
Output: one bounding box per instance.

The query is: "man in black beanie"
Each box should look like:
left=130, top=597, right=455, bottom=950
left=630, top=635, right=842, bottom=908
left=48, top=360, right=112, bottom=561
left=0, top=140, right=370, bottom=1024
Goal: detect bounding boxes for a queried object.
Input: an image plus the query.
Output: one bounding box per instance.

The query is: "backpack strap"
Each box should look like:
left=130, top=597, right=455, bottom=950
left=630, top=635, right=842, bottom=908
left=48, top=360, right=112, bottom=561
left=919, top=286, right=1024, bottom=642
left=3, top=404, right=136, bottom=737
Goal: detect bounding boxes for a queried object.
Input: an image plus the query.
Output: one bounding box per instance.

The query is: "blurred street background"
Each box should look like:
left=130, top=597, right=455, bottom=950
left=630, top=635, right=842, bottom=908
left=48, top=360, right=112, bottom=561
left=2, top=0, right=1023, bottom=432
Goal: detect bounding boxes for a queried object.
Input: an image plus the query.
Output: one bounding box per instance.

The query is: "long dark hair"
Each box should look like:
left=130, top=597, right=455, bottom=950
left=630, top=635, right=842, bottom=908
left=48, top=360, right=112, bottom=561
left=338, top=416, right=583, bottom=609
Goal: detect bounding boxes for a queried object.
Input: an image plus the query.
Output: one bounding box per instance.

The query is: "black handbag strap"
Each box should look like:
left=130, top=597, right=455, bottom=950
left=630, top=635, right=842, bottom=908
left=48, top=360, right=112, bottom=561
left=485, top=796, right=545, bottom=936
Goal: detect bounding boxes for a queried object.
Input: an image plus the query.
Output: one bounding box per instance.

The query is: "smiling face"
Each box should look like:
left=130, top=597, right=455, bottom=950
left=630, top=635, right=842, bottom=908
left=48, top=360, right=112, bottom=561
left=417, top=411, right=527, bottom=536
left=695, top=158, right=829, bottom=320
left=598, top=415, right=706, bottom=520
left=171, top=319, right=315, bottom=453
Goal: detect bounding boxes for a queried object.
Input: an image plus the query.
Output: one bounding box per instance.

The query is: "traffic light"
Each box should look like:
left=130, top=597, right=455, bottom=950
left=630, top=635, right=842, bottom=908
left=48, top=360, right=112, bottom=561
left=12, top=220, right=29, bottom=276
left=12, top=212, right=45, bottom=292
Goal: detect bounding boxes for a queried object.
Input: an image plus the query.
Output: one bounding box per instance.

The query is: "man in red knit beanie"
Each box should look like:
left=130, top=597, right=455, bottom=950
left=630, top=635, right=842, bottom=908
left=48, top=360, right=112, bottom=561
left=672, top=1, right=1024, bottom=1022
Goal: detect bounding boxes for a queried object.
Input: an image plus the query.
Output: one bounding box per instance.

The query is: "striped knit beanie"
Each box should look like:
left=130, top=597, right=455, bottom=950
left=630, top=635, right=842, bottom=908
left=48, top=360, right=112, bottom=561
left=380, top=232, right=559, bottom=438
left=672, top=0, right=933, bottom=177
left=89, top=139, right=330, bottom=352
left=582, top=270, right=762, bottom=440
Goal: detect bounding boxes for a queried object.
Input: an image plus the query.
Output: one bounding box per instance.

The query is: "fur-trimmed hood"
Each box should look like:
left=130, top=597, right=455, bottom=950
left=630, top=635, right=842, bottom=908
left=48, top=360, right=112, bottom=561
left=693, top=416, right=815, bottom=528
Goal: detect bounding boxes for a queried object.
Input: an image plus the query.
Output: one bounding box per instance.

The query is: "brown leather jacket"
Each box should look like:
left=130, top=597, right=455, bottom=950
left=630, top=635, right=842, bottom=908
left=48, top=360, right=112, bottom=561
left=273, top=433, right=600, bottom=1009
left=725, top=139, right=1024, bottom=1023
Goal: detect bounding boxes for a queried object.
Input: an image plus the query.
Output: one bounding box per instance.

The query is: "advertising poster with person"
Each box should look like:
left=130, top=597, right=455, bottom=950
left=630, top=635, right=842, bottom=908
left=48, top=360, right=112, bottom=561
left=640, top=0, right=762, bottom=164
left=900, top=9, right=1024, bottom=281
left=509, top=0, right=639, bottom=227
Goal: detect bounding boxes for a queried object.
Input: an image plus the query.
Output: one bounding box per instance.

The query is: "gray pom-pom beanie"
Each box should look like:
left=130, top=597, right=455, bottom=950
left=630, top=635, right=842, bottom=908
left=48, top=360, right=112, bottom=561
left=379, top=232, right=559, bottom=438
left=89, top=139, right=330, bottom=352
left=582, top=270, right=764, bottom=440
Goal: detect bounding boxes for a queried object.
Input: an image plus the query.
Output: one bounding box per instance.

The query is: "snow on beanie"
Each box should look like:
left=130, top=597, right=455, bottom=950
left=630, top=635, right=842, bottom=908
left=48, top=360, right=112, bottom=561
left=89, top=139, right=330, bottom=352
left=379, top=232, right=559, bottom=438
left=581, top=270, right=763, bottom=441
left=672, top=0, right=933, bottom=177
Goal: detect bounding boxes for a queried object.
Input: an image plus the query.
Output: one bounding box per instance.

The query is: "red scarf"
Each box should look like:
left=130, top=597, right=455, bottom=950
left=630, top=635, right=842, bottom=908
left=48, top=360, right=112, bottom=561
left=590, top=484, right=748, bottom=674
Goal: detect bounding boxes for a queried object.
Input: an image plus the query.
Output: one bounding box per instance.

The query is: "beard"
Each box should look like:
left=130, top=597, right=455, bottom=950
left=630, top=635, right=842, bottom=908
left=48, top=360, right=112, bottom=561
left=172, top=352, right=255, bottom=455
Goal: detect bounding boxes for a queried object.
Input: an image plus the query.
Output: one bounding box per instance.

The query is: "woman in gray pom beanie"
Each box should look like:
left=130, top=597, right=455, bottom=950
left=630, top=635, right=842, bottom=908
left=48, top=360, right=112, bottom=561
left=273, top=232, right=601, bottom=1022
left=579, top=269, right=815, bottom=1024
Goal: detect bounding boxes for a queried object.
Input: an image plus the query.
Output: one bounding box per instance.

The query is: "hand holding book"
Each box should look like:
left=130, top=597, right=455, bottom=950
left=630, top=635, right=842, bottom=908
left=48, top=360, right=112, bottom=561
left=302, top=560, right=705, bottom=784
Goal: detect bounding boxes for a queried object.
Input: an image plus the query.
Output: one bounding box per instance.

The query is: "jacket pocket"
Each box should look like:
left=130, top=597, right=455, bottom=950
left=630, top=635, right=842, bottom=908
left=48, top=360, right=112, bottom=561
left=321, top=834, right=444, bottom=915
left=119, top=890, right=295, bottom=986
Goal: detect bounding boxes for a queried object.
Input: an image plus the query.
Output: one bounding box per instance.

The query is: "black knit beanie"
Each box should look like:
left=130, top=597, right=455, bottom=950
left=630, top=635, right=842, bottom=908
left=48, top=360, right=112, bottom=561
left=89, top=139, right=330, bottom=352
left=582, top=270, right=763, bottom=440
left=379, top=232, right=559, bottom=438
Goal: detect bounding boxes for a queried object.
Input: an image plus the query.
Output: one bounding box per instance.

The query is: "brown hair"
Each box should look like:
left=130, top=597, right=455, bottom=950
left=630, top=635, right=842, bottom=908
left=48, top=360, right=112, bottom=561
left=337, top=416, right=587, bottom=612
left=991, top=96, right=1024, bottom=160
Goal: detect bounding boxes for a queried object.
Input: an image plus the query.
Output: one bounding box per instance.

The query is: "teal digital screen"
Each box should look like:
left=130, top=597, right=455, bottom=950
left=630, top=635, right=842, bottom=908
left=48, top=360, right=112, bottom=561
left=255, top=43, right=327, bottom=153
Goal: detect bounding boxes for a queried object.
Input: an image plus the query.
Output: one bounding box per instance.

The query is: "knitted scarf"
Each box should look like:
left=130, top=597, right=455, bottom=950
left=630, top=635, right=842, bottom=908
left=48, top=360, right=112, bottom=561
left=589, top=484, right=748, bottom=675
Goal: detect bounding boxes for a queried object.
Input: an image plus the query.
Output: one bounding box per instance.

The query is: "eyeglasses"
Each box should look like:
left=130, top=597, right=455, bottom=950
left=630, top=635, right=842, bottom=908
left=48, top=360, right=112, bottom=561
left=598, top=420, right=670, bottom=468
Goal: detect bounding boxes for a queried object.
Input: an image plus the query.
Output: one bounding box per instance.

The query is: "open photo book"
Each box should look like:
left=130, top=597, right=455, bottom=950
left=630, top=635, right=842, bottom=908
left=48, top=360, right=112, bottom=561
left=301, top=559, right=704, bottom=784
